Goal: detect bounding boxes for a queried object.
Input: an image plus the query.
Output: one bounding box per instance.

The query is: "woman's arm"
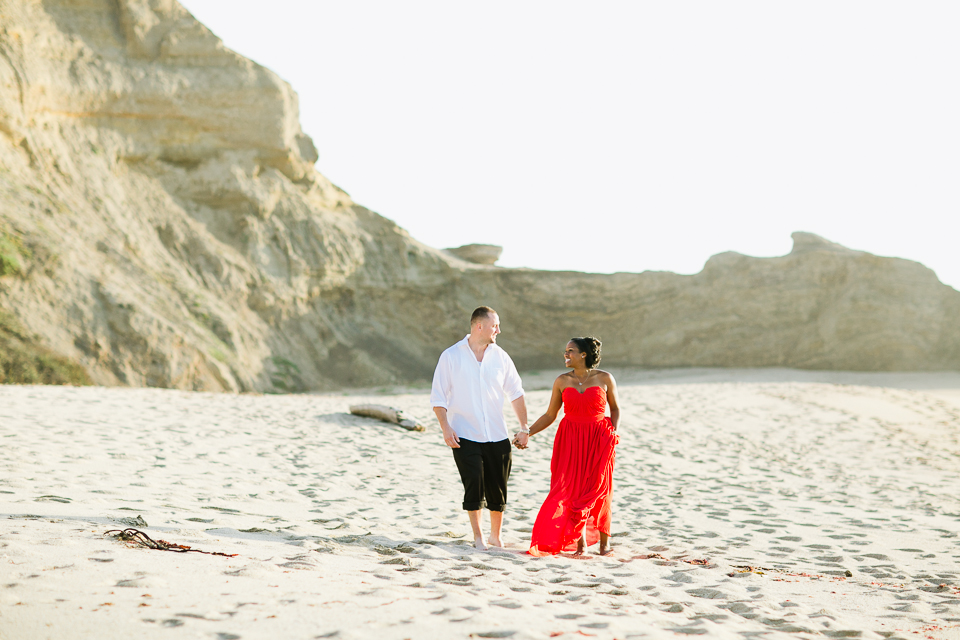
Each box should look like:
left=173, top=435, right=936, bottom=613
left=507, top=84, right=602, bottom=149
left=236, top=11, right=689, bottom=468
left=515, top=376, right=565, bottom=448
left=603, top=371, right=620, bottom=432
left=529, top=377, right=565, bottom=436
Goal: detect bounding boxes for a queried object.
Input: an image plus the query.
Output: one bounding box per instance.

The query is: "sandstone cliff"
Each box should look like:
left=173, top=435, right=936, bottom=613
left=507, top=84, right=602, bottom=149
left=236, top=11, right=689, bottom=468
left=1, top=1, right=958, bottom=391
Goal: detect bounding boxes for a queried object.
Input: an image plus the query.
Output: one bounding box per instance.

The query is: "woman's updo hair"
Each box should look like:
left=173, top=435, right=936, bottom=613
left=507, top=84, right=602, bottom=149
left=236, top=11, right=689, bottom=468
left=570, top=337, right=602, bottom=369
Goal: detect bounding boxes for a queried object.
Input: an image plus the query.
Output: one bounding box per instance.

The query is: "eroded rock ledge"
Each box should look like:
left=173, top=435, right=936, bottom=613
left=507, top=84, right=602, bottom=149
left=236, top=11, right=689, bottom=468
left=1, top=1, right=958, bottom=391
left=445, top=244, right=503, bottom=265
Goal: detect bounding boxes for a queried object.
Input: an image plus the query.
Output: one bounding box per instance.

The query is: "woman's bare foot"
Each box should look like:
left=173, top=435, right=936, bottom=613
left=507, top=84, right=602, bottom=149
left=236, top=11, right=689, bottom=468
left=574, top=535, right=586, bottom=556
left=474, top=536, right=488, bottom=551
left=599, top=533, right=611, bottom=555
left=488, top=536, right=503, bottom=548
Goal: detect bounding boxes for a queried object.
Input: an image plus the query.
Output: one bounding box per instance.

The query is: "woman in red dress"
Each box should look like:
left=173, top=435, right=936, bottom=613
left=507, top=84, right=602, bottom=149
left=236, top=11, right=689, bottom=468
left=514, top=337, right=620, bottom=556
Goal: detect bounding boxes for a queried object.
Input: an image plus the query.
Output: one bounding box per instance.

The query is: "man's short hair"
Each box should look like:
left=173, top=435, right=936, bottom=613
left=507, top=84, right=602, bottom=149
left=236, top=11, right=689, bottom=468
left=471, top=306, right=496, bottom=325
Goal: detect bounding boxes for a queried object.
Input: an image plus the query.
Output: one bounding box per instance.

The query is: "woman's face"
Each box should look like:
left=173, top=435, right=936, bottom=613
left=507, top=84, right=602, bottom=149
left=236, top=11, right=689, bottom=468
left=564, top=341, right=586, bottom=369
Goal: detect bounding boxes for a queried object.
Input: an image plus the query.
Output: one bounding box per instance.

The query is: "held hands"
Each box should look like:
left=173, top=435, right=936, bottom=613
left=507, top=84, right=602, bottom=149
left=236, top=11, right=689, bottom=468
left=513, top=430, right=529, bottom=450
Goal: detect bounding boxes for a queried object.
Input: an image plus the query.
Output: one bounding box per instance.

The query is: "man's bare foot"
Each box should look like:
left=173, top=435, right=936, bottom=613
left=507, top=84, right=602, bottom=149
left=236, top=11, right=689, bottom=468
left=488, top=536, right=503, bottom=548
left=474, top=536, right=488, bottom=551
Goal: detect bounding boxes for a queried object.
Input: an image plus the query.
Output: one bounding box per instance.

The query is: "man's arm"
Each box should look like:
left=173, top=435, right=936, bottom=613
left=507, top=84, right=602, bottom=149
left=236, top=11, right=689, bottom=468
left=502, top=355, right=529, bottom=448
left=430, top=352, right=460, bottom=449
left=510, top=395, right=528, bottom=447
left=434, top=406, right=461, bottom=448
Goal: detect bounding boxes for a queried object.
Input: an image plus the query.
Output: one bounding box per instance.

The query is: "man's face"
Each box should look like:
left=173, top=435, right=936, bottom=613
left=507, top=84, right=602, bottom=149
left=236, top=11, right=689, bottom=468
left=475, top=313, right=501, bottom=344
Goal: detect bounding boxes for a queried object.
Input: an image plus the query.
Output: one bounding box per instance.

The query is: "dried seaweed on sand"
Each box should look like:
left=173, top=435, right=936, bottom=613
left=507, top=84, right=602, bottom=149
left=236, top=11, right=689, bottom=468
left=105, top=528, right=238, bottom=558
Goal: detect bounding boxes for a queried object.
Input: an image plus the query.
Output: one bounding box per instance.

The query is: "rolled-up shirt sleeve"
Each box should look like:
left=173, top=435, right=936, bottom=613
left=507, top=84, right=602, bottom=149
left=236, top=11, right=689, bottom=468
left=502, top=356, right=524, bottom=401
left=430, top=352, right=451, bottom=409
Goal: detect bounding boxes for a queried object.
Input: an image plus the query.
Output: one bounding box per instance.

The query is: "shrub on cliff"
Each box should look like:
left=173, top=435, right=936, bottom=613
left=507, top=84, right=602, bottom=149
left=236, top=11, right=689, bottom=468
left=0, top=311, right=91, bottom=385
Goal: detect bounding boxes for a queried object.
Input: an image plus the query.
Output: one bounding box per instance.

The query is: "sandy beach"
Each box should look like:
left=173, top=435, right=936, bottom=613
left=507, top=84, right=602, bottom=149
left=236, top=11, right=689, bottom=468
left=3, top=368, right=960, bottom=639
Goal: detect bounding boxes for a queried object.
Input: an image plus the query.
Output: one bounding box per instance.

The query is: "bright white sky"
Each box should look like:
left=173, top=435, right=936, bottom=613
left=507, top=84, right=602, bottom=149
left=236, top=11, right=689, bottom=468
left=181, top=1, right=959, bottom=290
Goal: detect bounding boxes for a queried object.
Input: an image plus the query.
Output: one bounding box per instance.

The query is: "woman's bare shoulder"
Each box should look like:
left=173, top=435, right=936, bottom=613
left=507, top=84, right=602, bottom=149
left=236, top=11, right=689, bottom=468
left=594, top=369, right=616, bottom=384
left=554, top=372, right=576, bottom=389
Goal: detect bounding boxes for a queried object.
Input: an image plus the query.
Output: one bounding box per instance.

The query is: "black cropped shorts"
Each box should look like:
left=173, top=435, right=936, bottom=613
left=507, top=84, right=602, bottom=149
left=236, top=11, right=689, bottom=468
left=451, top=438, right=512, bottom=511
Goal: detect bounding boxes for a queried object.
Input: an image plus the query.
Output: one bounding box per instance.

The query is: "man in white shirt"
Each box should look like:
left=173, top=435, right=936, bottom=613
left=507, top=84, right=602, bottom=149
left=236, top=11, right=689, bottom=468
left=431, top=306, right=529, bottom=550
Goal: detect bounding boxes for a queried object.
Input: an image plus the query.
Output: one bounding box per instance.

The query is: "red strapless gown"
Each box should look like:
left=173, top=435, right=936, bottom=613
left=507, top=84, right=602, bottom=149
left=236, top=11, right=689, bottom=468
left=528, top=386, right=618, bottom=556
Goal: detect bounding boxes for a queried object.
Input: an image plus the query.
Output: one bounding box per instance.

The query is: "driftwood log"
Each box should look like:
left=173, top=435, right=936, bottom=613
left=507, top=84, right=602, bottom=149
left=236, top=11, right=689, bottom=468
left=349, top=404, right=425, bottom=432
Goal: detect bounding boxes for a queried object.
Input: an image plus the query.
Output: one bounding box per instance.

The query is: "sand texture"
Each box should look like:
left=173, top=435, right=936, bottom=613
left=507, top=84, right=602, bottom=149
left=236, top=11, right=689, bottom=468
left=3, top=369, right=960, bottom=639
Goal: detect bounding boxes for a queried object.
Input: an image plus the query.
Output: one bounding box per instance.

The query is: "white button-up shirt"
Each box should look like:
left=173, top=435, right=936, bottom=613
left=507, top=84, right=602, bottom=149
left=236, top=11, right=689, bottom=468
left=430, top=336, right=525, bottom=443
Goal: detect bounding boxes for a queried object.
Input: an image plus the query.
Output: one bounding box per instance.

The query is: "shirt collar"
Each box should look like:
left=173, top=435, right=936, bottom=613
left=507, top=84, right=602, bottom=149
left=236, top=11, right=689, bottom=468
left=459, top=335, right=500, bottom=358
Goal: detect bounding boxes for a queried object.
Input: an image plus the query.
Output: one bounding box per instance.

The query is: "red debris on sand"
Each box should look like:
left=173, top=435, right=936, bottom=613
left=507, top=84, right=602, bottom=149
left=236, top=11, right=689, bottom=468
left=627, top=553, right=710, bottom=565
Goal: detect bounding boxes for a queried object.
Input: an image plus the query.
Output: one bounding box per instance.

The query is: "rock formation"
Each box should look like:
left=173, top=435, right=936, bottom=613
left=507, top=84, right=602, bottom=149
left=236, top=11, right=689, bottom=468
left=1, top=1, right=959, bottom=391
left=445, top=244, right=502, bottom=265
